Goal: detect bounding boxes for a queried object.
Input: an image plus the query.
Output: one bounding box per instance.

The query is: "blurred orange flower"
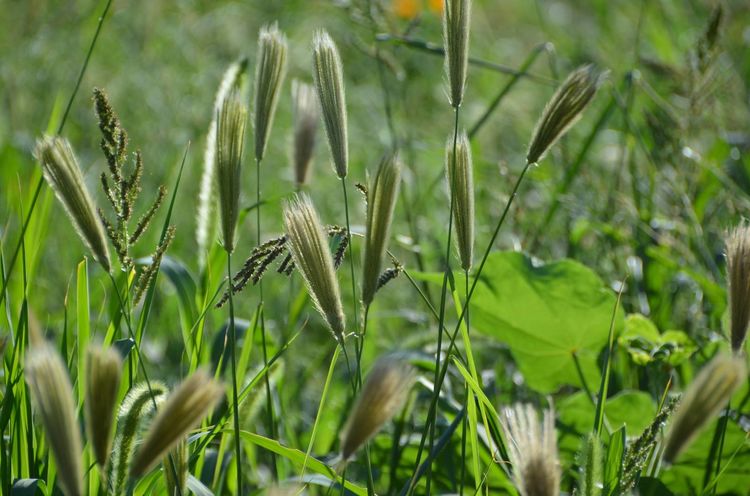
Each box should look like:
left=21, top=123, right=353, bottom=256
left=392, top=0, right=443, bottom=19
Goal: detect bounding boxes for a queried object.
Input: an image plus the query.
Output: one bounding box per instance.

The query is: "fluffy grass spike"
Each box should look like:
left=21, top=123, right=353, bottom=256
left=291, top=79, right=320, bottom=188
left=445, top=130, right=474, bottom=270
left=443, top=0, right=472, bottom=108
left=726, top=224, right=750, bottom=352
left=85, top=345, right=123, bottom=470
left=254, top=22, right=288, bottom=162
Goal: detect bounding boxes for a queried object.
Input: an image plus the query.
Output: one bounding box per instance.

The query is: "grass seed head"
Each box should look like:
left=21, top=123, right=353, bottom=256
left=215, top=88, right=248, bottom=254
left=129, top=370, right=223, bottom=479
left=312, top=30, right=348, bottom=178
left=340, top=356, right=415, bottom=461
left=34, top=136, right=112, bottom=272
left=446, top=130, right=474, bottom=271
left=291, top=79, right=320, bottom=188
left=283, top=193, right=346, bottom=340
left=726, top=224, right=750, bottom=352
left=501, top=403, right=561, bottom=496
left=526, top=64, right=605, bottom=165
left=85, top=345, right=123, bottom=470
left=361, top=153, right=402, bottom=306
left=662, top=353, right=746, bottom=464
left=254, top=22, right=288, bottom=162
left=25, top=343, right=83, bottom=496
left=443, top=0, right=472, bottom=108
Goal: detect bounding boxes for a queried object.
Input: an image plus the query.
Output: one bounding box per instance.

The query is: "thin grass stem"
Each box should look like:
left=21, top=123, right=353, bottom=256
left=226, top=253, right=243, bottom=495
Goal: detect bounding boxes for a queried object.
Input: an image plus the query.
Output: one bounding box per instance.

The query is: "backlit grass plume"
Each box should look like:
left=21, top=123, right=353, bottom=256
left=446, top=131, right=474, bottom=270
left=197, top=58, right=248, bottom=266
left=25, top=344, right=83, bottom=496
left=526, top=64, right=605, bottom=164
left=312, top=30, right=348, bottom=178
left=85, top=345, right=123, bottom=470
left=283, top=193, right=346, bottom=340
left=291, top=79, right=320, bottom=188
left=726, top=224, right=750, bottom=352
left=443, top=0, right=472, bottom=108
left=34, top=136, right=111, bottom=272
left=216, top=88, right=248, bottom=253
left=361, top=153, right=402, bottom=307
left=662, top=353, right=746, bottom=464
left=339, top=356, right=416, bottom=461
left=129, top=370, right=223, bottom=479
left=254, top=23, right=288, bottom=161
left=501, top=403, right=561, bottom=496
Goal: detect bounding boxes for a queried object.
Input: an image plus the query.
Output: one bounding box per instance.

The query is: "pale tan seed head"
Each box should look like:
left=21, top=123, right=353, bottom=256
left=34, top=136, right=111, bottom=272
left=443, top=0, right=472, bottom=108
left=312, top=30, right=348, bottom=178
left=340, top=356, right=416, bottom=461
left=283, top=193, right=346, bottom=340
left=25, top=343, right=83, bottom=496
left=726, top=224, right=750, bottom=352
left=526, top=65, right=606, bottom=164
left=129, top=370, right=223, bottom=479
left=446, top=131, right=474, bottom=271
left=254, top=22, right=288, bottom=162
left=291, top=79, right=320, bottom=188
left=361, top=153, right=402, bottom=307
left=215, top=89, right=248, bottom=254
left=501, top=403, right=561, bottom=496
left=85, top=345, right=123, bottom=469
left=662, top=353, right=746, bottom=464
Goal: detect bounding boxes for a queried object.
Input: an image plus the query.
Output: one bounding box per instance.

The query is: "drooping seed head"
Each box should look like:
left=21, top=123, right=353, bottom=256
left=361, top=153, right=402, bottom=307
left=34, top=136, right=111, bottom=272
left=25, top=344, right=83, bottom=496
left=291, top=79, right=320, bottom=188
left=446, top=131, right=474, bottom=271
left=501, top=403, right=561, bottom=496
left=254, top=22, right=288, bottom=162
left=215, top=89, right=248, bottom=254
left=443, top=0, right=472, bottom=108
left=197, top=58, right=249, bottom=266
left=726, top=224, right=750, bottom=352
left=312, top=30, right=348, bottom=178
left=340, top=356, right=415, bottom=461
left=283, top=193, right=346, bottom=340
left=526, top=64, right=606, bottom=164
left=85, top=345, right=123, bottom=469
left=662, top=353, right=746, bottom=464
left=129, top=370, right=223, bottom=479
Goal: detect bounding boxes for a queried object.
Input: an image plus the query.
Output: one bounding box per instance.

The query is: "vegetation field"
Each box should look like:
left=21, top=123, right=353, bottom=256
left=2, top=0, right=750, bottom=494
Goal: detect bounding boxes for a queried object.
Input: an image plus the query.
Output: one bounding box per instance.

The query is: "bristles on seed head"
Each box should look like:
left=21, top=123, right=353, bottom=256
left=501, top=403, right=561, bottom=496
left=215, top=89, right=248, bottom=254
left=25, top=344, right=83, bottom=496
left=526, top=64, right=605, bottom=165
left=446, top=131, right=474, bottom=270
left=726, top=224, right=750, bottom=352
left=443, top=0, right=472, bottom=108
left=129, top=370, right=223, bottom=479
left=34, top=136, right=111, bottom=272
left=254, top=22, right=288, bottom=162
left=340, top=356, right=415, bottom=461
left=85, top=345, right=123, bottom=469
left=361, top=153, right=402, bottom=307
left=662, top=353, right=746, bottom=464
left=291, top=79, right=320, bottom=188
left=312, top=30, right=348, bottom=178
left=283, top=193, right=346, bottom=340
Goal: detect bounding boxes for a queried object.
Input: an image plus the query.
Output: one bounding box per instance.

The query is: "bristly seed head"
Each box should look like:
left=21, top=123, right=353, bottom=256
left=34, top=136, right=112, bottom=272
left=254, top=22, right=288, bottom=162
left=526, top=64, right=606, bottom=165
left=361, top=153, right=402, bottom=307
left=340, top=356, right=415, bottom=462
left=662, top=353, right=746, bottom=464
left=291, top=79, right=320, bottom=188
left=283, top=193, right=346, bottom=340
left=312, top=30, right=348, bottom=179
left=726, top=224, right=750, bottom=352
left=446, top=130, right=474, bottom=271
left=215, top=88, right=248, bottom=254
left=443, top=0, right=472, bottom=108
left=85, top=345, right=123, bottom=470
